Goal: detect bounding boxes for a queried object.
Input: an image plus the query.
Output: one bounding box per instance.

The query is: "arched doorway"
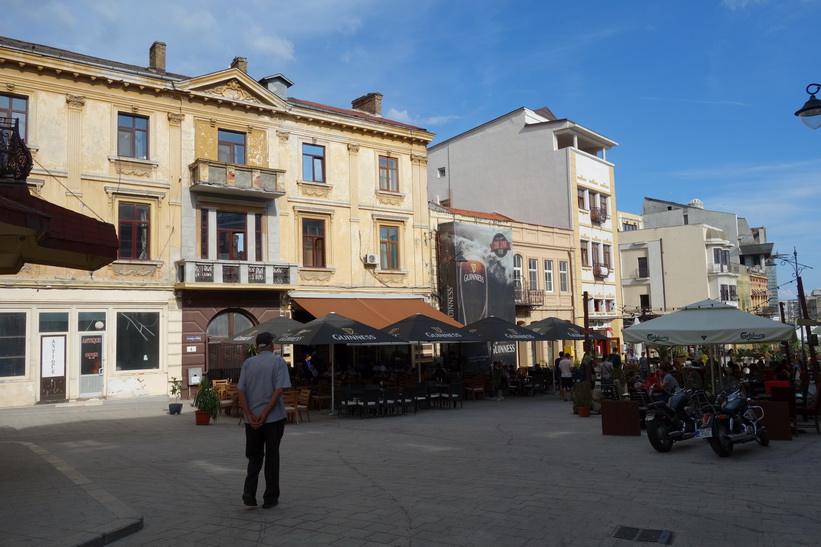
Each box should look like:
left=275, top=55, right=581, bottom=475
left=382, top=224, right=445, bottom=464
left=206, top=309, right=254, bottom=381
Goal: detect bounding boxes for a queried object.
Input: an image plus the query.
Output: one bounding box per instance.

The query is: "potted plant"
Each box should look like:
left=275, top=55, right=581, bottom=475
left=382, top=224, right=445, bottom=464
left=168, top=376, right=183, bottom=415
left=572, top=380, right=593, bottom=417
left=193, top=377, right=220, bottom=425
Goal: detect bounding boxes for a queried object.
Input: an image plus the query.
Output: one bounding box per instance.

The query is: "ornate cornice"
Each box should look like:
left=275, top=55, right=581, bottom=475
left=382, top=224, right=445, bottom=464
left=375, top=191, right=404, bottom=207
left=298, top=181, right=331, bottom=198
left=298, top=269, right=333, bottom=283
left=202, top=79, right=260, bottom=103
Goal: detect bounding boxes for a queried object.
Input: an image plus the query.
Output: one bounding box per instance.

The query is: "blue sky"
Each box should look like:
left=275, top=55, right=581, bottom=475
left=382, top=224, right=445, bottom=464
left=3, top=0, right=820, bottom=297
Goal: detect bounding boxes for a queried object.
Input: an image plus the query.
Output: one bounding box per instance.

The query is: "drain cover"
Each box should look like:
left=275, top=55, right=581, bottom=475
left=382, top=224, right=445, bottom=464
left=612, top=526, right=673, bottom=544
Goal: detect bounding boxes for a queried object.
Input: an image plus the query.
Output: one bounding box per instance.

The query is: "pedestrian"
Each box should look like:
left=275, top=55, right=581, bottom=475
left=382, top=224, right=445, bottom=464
left=237, top=331, right=291, bottom=509
left=302, top=353, right=318, bottom=384
left=639, top=352, right=649, bottom=378
left=554, top=351, right=564, bottom=392
left=558, top=352, right=573, bottom=402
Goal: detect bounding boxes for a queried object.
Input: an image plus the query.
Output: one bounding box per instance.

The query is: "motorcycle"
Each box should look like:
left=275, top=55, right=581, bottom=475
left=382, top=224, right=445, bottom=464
left=645, top=387, right=710, bottom=452
left=699, top=383, right=769, bottom=457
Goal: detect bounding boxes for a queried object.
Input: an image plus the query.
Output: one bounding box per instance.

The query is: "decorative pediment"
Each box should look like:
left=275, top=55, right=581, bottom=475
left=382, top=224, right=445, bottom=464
left=176, top=69, right=288, bottom=112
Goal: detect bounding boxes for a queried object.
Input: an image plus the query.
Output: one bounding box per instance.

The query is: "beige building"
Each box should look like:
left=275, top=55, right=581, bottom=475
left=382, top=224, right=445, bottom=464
left=0, top=36, right=434, bottom=407
left=619, top=223, right=739, bottom=317
left=427, top=106, right=623, bottom=352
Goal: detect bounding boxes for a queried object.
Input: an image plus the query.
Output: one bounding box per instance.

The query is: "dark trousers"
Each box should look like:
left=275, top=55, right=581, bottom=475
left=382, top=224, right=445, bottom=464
left=244, top=418, right=285, bottom=503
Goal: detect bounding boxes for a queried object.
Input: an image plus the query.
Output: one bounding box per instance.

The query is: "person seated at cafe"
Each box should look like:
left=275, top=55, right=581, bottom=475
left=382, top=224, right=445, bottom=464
left=775, top=364, right=791, bottom=381
left=684, top=366, right=703, bottom=390
left=302, top=353, right=319, bottom=384
left=654, top=363, right=679, bottom=402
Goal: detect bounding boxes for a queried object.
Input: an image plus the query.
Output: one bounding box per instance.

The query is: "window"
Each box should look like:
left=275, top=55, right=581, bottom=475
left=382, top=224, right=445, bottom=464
left=200, top=209, right=209, bottom=259
left=513, top=254, right=523, bottom=285
left=379, top=225, right=400, bottom=270
left=637, top=256, right=649, bottom=278
left=302, top=144, right=325, bottom=182
left=379, top=156, right=399, bottom=192
left=580, top=240, right=590, bottom=267
left=302, top=218, right=326, bottom=267
left=40, top=312, right=68, bottom=332
left=640, top=294, right=650, bottom=311
left=116, top=312, right=160, bottom=371
left=437, top=167, right=446, bottom=177
left=255, top=213, right=263, bottom=262
left=622, top=222, right=637, bottom=231
left=118, top=202, right=150, bottom=260
left=218, top=129, right=246, bottom=164
left=0, top=93, right=28, bottom=141
left=683, top=214, right=689, bottom=225
left=591, top=242, right=600, bottom=265
left=217, top=211, right=247, bottom=260
left=559, top=261, right=569, bottom=292
left=544, top=260, right=554, bottom=292
left=603, top=245, right=611, bottom=268
left=117, top=113, right=149, bottom=159
left=0, top=312, right=26, bottom=377
left=528, top=258, right=538, bottom=290
left=600, top=195, right=608, bottom=215
left=577, top=188, right=586, bottom=209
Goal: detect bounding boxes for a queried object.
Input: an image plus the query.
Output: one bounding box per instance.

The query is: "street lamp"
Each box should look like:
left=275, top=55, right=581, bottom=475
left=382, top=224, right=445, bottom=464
left=795, top=83, right=821, bottom=129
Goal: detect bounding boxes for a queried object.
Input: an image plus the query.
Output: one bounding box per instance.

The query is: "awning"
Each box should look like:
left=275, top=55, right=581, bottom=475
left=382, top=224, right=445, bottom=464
left=0, top=184, right=119, bottom=274
left=292, top=297, right=463, bottom=330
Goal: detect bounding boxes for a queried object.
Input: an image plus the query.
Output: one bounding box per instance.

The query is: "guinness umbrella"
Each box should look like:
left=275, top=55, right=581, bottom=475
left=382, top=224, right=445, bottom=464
left=465, top=316, right=551, bottom=342
left=383, top=314, right=483, bottom=344
left=275, top=313, right=405, bottom=413
left=225, top=316, right=304, bottom=344
left=527, top=317, right=608, bottom=341
left=382, top=313, right=484, bottom=382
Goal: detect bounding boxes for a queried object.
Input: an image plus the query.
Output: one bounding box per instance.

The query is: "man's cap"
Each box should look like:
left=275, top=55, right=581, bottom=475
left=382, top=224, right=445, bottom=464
left=256, top=332, right=274, bottom=348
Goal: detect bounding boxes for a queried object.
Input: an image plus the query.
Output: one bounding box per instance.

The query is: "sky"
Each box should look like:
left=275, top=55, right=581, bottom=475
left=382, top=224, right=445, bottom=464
left=3, top=0, right=820, bottom=298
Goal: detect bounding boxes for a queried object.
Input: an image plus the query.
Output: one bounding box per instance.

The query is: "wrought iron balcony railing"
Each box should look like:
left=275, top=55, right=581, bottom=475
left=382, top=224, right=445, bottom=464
left=0, top=117, right=32, bottom=180
left=514, top=280, right=545, bottom=307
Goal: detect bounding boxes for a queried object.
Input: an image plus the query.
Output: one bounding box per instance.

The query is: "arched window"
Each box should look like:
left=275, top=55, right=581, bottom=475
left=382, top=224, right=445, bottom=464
left=207, top=310, right=255, bottom=379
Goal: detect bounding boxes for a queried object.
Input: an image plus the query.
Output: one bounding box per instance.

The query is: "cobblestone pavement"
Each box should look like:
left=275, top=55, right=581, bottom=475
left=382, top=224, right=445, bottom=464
left=1, top=393, right=820, bottom=546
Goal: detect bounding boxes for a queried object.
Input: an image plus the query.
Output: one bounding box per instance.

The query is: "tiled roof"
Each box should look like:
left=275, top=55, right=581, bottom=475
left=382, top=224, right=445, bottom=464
left=288, top=97, right=428, bottom=132
left=433, top=203, right=516, bottom=222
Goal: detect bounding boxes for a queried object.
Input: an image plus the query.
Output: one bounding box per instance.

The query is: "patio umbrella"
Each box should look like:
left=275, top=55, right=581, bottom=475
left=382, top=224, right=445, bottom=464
left=382, top=313, right=484, bottom=381
left=275, top=312, right=405, bottom=413
left=225, top=316, right=305, bottom=344
left=465, top=316, right=551, bottom=342
left=527, top=317, right=608, bottom=341
left=622, top=299, right=795, bottom=393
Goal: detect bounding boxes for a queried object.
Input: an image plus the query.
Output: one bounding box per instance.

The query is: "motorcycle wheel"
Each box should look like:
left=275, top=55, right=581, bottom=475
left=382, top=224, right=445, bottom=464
left=647, top=420, right=674, bottom=452
left=708, top=420, right=734, bottom=457
left=756, top=428, right=770, bottom=446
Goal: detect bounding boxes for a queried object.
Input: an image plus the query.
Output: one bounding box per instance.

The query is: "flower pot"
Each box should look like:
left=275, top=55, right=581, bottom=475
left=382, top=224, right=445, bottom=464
left=577, top=406, right=591, bottom=417
left=169, top=403, right=183, bottom=415
left=194, top=410, right=212, bottom=425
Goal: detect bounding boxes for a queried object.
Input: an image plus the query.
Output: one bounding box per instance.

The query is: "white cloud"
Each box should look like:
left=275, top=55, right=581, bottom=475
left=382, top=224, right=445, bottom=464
left=247, top=32, right=295, bottom=62
left=386, top=108, right=413, bottom=124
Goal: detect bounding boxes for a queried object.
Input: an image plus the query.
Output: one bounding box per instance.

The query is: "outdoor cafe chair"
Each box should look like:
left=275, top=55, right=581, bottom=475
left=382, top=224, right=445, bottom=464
left=296, top=389, right=311, bottom=423
left=399, top=386, right=417, bottom=414
left=356, top=388, right=381, bottom=418
left=426, top=381, right=443, bottom=408
left=413, top=383, right=430, bottom=410
left=443, top=382, right=463, bottom=409
left=381, top=386, right=401, bottom=417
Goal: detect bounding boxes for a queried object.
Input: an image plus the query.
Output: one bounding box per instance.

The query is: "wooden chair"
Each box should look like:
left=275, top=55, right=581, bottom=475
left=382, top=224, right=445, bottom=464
left=282, top=390, right=299, bottom=424
left=221, top=383, right=238, bottom=416
left=312, top=383, right=331, bottom=411
left=465, top=376, right=486, bottom=400
left=296, top=389, right=311, bottom=423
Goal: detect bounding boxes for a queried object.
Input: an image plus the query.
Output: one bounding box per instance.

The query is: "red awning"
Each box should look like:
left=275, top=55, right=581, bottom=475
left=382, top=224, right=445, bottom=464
left=292, top=297, right=463, bottom=330
left=0, top=184, right=119, bottom=274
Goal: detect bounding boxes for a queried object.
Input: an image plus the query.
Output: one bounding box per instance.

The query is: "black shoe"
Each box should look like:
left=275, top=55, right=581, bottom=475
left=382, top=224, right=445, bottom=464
left=262, top=500, right=278, bottom=509
left=242, top=494, right=257, bottom=507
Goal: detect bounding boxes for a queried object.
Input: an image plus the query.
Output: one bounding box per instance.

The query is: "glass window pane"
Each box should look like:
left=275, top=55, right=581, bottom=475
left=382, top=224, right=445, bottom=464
left=78, top=312, right=106, bottom=331
left=116, top=312, right=160, bottom=371
left=39, top=312, right=68, bottom=333
left=0, top=312, right=26, bottom=377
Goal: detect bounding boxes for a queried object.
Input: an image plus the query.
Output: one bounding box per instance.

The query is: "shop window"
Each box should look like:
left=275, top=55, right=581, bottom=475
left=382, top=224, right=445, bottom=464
left=116, top=312, right=160, bottom=371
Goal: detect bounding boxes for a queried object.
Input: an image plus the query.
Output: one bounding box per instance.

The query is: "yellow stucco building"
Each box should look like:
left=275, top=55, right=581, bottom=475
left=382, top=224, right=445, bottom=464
left=0, top=36, right=434, bottom=407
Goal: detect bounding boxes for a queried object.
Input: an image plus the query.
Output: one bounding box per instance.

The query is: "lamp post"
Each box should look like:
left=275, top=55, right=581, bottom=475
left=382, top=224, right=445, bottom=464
left=771, top=248, right=816, bottom=397
left=794, top=83, right=821, bottom=129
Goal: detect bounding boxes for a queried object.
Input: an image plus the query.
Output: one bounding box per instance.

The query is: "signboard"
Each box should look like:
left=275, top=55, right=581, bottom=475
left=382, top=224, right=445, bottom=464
left=41, top=336, right=66, bottom=378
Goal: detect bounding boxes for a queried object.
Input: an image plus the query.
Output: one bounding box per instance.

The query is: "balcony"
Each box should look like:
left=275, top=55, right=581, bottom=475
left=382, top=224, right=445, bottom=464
left=707, top=263, right=740, bottom=275
left=590, top=207, right=608, bottom=223
left=514, top=281, right=545, bottom=307
left=189, top=159, right=285, bottom=199
left=176, top=259, right=295, bottom=287
left=593, top=263, right=611, bottom=278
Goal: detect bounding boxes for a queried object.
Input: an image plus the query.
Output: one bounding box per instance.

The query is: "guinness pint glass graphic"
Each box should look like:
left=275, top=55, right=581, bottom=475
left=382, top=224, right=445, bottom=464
left=458, top=254, right=488, bottom=324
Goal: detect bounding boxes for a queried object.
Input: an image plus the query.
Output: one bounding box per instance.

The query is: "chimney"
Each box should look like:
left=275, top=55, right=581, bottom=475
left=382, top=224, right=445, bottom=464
left=149, top=41, right=166, bottom=74
left=231, top=56, right=248, bottom=73
left=351, top=92, right=383, bottom=116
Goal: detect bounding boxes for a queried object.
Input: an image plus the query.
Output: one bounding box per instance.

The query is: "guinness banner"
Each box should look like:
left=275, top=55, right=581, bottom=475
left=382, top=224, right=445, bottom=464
left=438, top=222, right=516, bottom=371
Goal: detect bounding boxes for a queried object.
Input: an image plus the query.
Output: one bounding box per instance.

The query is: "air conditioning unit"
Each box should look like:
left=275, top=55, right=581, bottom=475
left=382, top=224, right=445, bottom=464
left=364, top=253, right=379, bottom=266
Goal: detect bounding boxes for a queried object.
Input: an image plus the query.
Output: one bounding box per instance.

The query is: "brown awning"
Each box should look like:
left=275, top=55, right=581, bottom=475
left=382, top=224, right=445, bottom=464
left=0, top=184, right=119, bottom=274
left=292, top=297, right=463, bottom=330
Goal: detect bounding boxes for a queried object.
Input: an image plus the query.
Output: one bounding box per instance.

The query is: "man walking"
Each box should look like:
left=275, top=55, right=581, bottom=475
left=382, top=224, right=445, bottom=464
left=237, top=332, right=290, bottom=509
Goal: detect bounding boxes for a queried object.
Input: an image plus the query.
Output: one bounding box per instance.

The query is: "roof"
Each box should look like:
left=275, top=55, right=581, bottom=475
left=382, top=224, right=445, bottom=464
left=293, top=296, right=462, bottom=329
left=287, top=97, right=428, bottom=132
left=430, top=202, right=516, bottom=222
